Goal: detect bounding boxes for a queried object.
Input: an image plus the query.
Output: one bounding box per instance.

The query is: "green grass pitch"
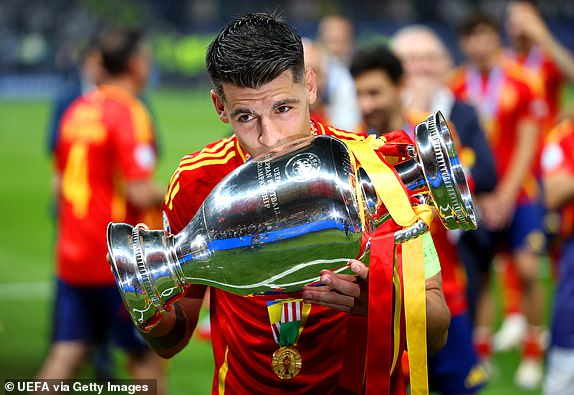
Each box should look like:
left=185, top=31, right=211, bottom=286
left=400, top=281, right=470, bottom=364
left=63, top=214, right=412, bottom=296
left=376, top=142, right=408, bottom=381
left=0, top=87, right=552, bottom=394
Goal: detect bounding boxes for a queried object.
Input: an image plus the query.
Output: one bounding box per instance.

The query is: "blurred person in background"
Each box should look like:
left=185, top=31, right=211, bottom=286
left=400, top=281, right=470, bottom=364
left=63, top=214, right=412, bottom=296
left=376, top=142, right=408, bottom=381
left=540, top=110, right=574, bottom=395
left=450, top=11, right=547, bottom=390
left=350, top=43, right=488, bottom=395
left=303, top=37, right=361, bottom=130
left=317, top=14, right=355, bottom=66
left=37, top=28, right=167, bottom=392
left=45, top=38, right=114, bottom=380
left=392, top=25, right=497, bottom=330
left=47, top=40, right=104, bottom=154
left=491, top=0, right=574, bottom=354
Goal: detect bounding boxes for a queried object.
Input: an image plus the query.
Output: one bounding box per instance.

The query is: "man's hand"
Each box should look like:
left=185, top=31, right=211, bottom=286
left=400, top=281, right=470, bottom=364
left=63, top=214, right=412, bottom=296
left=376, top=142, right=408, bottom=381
left=507, top=2, right=551, bottom=45
left=302, top=259, right=369, bottom=315
left=479, top=192, right=516, bottom=231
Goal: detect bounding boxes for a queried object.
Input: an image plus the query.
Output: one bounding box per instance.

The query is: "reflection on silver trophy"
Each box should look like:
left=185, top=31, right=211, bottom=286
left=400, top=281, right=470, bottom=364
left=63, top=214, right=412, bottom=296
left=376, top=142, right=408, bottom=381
left=107, top=111, right=476, bottom=331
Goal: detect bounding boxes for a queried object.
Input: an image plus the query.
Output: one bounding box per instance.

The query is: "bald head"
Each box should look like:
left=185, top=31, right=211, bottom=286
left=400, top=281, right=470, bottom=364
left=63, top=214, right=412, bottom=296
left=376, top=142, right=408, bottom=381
left=317, top=15, right=355, bottom=63
left=391, top=25, right=452, bottom=81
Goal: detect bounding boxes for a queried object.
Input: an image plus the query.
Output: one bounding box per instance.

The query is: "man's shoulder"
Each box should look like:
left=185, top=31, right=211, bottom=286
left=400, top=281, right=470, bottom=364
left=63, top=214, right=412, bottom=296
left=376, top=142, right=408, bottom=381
left=447, top=67, right=467, bottom=89
left=314, top=120, right=366, bottom=140
left=163, top=135, right=243, bottom=218
left=501, top=59, right=540, bottom=93
left=177, top=134, right=243, bottom=174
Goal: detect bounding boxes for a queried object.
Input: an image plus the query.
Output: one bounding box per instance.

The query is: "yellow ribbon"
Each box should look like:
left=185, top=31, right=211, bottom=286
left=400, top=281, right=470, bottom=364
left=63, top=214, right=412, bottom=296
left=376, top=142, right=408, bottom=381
left=343, top=136, right=433, bottom=395
left=344, top=136, right=419, bottom=227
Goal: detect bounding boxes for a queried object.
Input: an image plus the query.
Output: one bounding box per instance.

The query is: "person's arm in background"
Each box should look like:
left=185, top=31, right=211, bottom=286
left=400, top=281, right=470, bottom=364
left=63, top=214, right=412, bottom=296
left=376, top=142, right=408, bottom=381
left=125, top=180, right=165, bottom=210
left=544, top=172, right=574, bottom=210
left=508, top=1, right=574, bottom=83
left=451, top=101, right=497, bottom=194
left=481, top=116, right=539, bottom=230
left=542, top=120, right=574, bottom=209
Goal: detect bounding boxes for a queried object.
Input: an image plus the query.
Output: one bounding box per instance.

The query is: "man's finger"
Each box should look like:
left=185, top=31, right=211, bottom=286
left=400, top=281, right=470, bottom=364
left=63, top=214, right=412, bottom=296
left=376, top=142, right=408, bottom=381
left=349, top=260, right=369, bottom=281
left=319, top=271, right=361, bottom=298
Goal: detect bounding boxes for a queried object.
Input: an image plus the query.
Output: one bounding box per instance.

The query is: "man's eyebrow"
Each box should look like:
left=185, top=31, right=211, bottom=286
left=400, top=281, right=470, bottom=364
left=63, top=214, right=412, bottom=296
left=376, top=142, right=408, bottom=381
left=230, top=98, right=300, bottom=118
left=230, top=107, right=255, bottom=118
left=274, top=98, right=299, bottom=108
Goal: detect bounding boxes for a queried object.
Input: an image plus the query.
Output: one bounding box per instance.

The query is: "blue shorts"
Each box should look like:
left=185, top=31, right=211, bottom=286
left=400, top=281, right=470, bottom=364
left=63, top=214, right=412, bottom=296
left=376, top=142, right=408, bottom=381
left=550, top=237, right=574, bottom=349
left=429, top=313, right=488, bottom=394
left=498, top=200, right=546, bottom=254
left=52, top=279, right=148, bottom=353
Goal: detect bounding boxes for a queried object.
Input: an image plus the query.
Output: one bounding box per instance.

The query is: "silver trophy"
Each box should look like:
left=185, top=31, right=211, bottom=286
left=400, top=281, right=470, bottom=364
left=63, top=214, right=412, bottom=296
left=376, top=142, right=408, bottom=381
left=108, top=111, right=476, bottom=331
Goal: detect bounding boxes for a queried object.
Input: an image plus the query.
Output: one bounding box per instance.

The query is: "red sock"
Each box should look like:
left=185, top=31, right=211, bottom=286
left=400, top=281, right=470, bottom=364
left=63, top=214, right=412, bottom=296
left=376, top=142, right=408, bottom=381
left=500, top=257, right=523, bottom=316
left=474, top=329, right=492, bottom=360
left=522, top=327, right=544, bottom=360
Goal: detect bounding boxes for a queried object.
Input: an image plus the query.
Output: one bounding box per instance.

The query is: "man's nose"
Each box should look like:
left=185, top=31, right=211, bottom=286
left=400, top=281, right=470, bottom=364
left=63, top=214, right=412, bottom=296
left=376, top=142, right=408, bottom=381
left=258, top=119, right=281, bottom=147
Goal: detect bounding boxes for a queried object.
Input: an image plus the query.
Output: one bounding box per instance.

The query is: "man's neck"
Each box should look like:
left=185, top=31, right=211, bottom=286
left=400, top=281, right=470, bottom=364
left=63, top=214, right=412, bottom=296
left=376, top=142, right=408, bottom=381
left=473, top=50, right=501, bottom=73
left=103, top=76, right=139, bottom=96
left=371, top=111, right=405, bottom=136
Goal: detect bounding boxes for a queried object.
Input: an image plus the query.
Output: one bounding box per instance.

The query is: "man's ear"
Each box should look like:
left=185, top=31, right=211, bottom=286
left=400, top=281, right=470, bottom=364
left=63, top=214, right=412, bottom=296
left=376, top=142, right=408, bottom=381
left=211, top=90, right=229, bottom=123
left=305, top=68, right=318, bottom=106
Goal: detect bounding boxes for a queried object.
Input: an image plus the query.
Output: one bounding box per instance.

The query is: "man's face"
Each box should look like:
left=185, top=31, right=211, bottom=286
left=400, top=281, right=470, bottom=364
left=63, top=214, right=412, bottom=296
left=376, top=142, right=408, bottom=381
left=132, top=42, right=153, bottom=93
left=459, top=25, right=501, bottom=68
left=211, top=69, right=317, bottom=159
left=353, top=69, right=401, bottom=132
left=394, top=32, right=450, bottom=82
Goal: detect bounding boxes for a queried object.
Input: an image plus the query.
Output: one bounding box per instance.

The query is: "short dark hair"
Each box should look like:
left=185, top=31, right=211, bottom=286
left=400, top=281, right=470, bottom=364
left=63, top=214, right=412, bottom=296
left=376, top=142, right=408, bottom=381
left=206, top=12, right=305, bottom=97
left=96, top=28, right=145, bottom=76
left=457, top=10, right=501, bottom=37
left=349, top=45, right=403, bottom=85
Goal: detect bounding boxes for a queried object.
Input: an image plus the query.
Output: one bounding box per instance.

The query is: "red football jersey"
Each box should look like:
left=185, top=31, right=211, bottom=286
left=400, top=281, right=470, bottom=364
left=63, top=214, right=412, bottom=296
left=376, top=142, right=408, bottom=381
left=541, top=119, right=574, bottom=238
left=54, top=85, right=158, bottom=286
left=162, top=120, right=408, bottom=394
left=449, top=57, right=544, bottom=202
left=508, top=47, right=563, bottom=131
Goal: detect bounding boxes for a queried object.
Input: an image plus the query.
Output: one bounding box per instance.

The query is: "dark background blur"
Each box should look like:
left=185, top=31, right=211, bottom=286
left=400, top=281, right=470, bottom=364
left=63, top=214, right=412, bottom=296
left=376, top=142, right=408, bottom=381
left=1, top=0, right=573, bottom=97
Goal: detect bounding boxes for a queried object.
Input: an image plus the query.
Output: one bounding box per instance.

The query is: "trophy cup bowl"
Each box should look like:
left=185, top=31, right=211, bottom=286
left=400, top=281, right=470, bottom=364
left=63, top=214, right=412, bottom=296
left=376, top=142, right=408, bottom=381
left=108, top=111, right=476, bottom=331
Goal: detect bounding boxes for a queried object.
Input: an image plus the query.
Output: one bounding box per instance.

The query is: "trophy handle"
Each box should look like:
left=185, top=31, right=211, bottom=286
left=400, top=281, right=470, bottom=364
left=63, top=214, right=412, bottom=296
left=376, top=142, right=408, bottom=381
left=107, top=222, right=186, bottom=332
left=358, top=111, right=477, bottom=241
left=415, top=111, right=477, bottom=231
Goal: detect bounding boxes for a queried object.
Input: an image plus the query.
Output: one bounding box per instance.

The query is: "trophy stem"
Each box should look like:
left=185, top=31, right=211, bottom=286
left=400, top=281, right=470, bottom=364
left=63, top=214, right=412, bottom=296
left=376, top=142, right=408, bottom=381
left=394, top=158, right=426, bottom=192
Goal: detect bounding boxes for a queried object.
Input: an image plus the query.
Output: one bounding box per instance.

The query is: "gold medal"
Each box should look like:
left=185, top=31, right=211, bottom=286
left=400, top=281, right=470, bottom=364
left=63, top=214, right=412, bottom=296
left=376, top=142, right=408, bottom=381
left=271, top=345, right=302, bottom=379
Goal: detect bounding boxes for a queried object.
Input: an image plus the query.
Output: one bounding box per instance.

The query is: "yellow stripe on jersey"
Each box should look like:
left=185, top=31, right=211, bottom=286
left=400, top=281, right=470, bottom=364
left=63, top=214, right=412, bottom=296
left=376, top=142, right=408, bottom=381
left=123, top=98, right=153, bottom=143
left=165, top=181, right=180, bottom=210
left=180, top=138, right=236, bottom=166
left=315, top=121, right=327, bottom=135
left=165, top=137, right=237, bottom=207
left=235, top=138, right=248, bottom=163
left=179, top=150, right=237, bottom=173
left=218, top=346, right=229, bottom=395
left=327, top=126, right=364, bottom=141
left=100, top=84, right=153, bottom=143
left=165, top=150, right=237, bottom=209
left=165, top=169, right=182, bottom=203
left=314, top=120, right=364, bottom=141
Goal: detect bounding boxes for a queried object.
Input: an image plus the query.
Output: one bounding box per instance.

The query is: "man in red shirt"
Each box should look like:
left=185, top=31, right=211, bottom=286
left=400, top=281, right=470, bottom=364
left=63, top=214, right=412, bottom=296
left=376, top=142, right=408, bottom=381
left=450, top=11, right=547, bottom=389
left=492, top=0, right=574, bottom=356
left=37, top=29, right=166, bottom=389
left=145, top=12, right=450, bottom=395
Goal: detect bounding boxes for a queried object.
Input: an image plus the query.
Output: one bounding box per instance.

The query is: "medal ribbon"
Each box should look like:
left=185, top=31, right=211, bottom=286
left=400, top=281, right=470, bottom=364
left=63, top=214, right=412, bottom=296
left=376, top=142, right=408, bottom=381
left=267, top=298, right=310, bottom=347
left=465, top=64, right=505, bottom=140
left=343, top=136, right=433, bottom=395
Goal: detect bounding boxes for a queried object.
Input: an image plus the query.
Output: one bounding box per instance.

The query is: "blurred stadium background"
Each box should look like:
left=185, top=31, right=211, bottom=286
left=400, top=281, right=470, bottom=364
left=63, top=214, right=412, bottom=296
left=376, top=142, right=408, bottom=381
left=0, top=0, right=572, bottom=394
